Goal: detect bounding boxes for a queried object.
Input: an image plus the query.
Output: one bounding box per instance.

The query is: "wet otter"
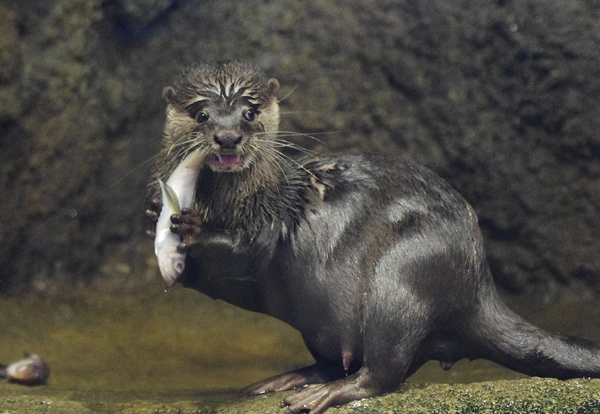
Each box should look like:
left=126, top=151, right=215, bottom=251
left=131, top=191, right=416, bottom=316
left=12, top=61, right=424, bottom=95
left=147, top=61, right=600, bottom=414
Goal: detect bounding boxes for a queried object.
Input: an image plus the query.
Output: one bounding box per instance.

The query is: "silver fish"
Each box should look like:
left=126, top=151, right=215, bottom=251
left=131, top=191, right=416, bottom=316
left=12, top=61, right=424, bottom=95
left=154, top=150, right=205, bottom=288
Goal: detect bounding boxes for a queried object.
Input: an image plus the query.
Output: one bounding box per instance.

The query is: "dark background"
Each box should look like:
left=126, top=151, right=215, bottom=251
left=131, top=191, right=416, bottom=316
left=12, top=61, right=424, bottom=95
left=1, top=0, right=600, bottom=301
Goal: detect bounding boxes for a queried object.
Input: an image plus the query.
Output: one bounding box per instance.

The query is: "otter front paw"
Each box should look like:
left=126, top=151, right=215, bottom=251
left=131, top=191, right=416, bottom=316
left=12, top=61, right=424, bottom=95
left=170, top=208, right=202, bottom=252
left=145, top=197, right=162, bottom=239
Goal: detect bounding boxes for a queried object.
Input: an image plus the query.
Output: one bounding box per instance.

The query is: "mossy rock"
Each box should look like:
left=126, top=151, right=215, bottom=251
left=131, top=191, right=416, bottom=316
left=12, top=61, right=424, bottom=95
left=1, top=378, right=600, bottom=413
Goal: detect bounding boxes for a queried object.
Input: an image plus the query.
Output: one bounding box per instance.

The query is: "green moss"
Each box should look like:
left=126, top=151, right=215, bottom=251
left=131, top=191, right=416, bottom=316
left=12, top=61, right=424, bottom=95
left=338, top=380, right=600, bottom=414
left=1, top=378, right=600, bottom=413
left=0, top=394, right=93, bottom=413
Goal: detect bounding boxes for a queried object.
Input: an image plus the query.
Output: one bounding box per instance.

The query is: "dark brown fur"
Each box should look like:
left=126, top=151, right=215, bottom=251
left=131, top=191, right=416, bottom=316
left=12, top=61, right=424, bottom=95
left=150, top=61, right=600, bottom=414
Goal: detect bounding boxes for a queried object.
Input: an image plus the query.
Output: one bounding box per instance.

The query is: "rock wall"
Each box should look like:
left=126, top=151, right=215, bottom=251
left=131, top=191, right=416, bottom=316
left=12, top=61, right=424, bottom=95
left=1, top=0, right=599, bottom=298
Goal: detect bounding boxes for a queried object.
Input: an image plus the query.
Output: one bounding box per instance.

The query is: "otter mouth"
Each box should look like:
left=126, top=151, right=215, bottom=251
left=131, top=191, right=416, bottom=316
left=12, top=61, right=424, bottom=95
left=207, top=153, right=246, bottom=172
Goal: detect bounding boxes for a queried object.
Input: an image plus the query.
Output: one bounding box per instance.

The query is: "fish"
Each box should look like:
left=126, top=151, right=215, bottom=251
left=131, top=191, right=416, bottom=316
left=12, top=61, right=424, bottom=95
left=154, top=150, right=206, bottom=288
left=0, top=354, right=50, bottom=386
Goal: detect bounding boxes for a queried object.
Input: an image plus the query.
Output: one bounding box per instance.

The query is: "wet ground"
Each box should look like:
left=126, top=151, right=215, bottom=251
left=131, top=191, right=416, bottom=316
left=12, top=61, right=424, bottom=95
left=1, top=265, right=600, bottom=413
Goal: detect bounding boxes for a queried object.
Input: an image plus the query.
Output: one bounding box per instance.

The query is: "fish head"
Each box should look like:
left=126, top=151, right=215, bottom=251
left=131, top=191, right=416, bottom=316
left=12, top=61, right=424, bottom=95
left=157, top=247, right=186, bottom=288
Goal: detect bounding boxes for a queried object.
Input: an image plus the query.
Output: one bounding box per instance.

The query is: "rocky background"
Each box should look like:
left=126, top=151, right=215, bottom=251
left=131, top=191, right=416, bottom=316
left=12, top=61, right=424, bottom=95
left=1, top=0, right=599, bottom=300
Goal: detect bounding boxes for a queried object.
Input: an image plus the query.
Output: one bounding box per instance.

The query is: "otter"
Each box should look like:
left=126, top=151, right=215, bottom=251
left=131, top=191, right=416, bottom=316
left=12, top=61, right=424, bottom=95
left=147, top=61, right=600, bottom=414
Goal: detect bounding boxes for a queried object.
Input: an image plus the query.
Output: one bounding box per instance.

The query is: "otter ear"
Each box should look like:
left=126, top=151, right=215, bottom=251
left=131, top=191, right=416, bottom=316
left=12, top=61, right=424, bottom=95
left=162, top=86, right=177, bottom=104
left=266, top=78, right=280, bottom=99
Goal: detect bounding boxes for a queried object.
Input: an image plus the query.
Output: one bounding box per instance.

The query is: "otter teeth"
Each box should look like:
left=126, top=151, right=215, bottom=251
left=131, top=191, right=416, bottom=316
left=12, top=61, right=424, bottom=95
left=213, top=154, right=242, bottom=169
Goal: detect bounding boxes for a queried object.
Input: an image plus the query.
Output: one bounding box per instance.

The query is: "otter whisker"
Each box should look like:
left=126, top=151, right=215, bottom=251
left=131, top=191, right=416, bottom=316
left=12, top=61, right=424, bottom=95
left=270, top=139, right=320, bottom=154
left=257, top=145, right=291, bottom=188
left=111, top=152, right=161, bottom=188
left=256, top=141, right=318, bottom=181
left=270, top=145, right=318, bottom=158
left=272, top=130, right=339, bottom=145
left=254, top=131, right=334, bottom=150
left=254, top=137, right=319, bottom=158
left=115, top=135, right=203, bottom=192
left=277, top=84, right=298, bottom=103
left=165, top=133, right=204, bottom=156
left=256, top=130, right=337, bottom=140
left=274, top=130, right=339, bottom=136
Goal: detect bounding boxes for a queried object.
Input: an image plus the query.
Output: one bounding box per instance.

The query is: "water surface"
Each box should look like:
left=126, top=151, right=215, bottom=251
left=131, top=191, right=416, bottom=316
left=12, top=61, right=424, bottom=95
left=1, top=273, right=598, bottom=397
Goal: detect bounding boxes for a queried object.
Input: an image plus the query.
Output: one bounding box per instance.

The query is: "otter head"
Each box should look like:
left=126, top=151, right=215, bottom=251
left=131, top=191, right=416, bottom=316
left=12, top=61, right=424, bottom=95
left=161, top=61, right=280, bottom=173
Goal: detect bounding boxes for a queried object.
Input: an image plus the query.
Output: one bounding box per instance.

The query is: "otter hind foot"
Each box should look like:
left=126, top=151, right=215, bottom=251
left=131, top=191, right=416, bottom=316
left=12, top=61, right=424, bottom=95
left=241, top=372, right=311, bottom=396
left=281, top=370, right=380, bottom=414
left=241, top=363, right=345, bottom=396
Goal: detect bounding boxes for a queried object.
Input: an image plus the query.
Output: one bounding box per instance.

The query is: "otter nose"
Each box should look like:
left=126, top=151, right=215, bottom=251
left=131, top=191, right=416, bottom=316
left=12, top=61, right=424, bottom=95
left=214, top=132, right=242, bottom=149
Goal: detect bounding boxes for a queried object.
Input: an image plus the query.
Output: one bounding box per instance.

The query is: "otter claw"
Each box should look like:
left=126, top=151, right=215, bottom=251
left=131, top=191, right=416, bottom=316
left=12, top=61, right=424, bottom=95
left=149, top=197, right=162, bottom=209
left=171, top=210, right=202, bottom=226
left=145, top=209, right=158, bottom=219
left=146, top=198, right=163, bottom=239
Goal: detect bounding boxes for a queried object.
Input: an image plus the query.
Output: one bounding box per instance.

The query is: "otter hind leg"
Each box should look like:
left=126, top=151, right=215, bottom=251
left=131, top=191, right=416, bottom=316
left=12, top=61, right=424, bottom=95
left=281, top=334, right=424, bottom=414
left=281, top=298, right=430, bottom=413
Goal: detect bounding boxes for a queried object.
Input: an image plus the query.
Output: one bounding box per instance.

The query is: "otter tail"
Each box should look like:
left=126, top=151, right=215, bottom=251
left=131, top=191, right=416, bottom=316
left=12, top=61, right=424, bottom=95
left=469, top=287, right=600, bottom=379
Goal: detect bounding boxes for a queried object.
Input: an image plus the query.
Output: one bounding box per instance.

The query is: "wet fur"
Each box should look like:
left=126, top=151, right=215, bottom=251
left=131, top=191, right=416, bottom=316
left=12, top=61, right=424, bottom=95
left=152, top=61, right=600, bottom=414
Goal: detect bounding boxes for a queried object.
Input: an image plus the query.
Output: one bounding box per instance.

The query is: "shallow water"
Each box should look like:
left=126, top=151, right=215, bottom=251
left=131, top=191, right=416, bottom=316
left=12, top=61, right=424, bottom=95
left=0, top=270, right=599, bottom=399
left=0, top=280, right=310, bottom=392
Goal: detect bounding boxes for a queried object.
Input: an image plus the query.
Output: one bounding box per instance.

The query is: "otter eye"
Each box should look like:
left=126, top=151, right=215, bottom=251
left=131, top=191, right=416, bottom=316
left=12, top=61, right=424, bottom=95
left=185, top=101, right=209, bottom=123
left=243, top=108, right=256, bottom=122
left=195, top=111, right=209, bottom=123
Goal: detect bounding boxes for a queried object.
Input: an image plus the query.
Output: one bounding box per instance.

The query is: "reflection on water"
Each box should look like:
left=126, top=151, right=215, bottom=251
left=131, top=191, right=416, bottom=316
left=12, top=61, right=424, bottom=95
left=0, top=276, right=598, bottom=393
left=0, top=279, right=311, bottom=392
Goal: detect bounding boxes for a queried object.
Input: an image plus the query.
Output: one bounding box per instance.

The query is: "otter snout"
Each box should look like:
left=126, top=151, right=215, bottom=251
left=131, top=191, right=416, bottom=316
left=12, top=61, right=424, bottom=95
left=214, top=131, right=242, bottom=149
left=209, top=130, right=247, bottom=171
